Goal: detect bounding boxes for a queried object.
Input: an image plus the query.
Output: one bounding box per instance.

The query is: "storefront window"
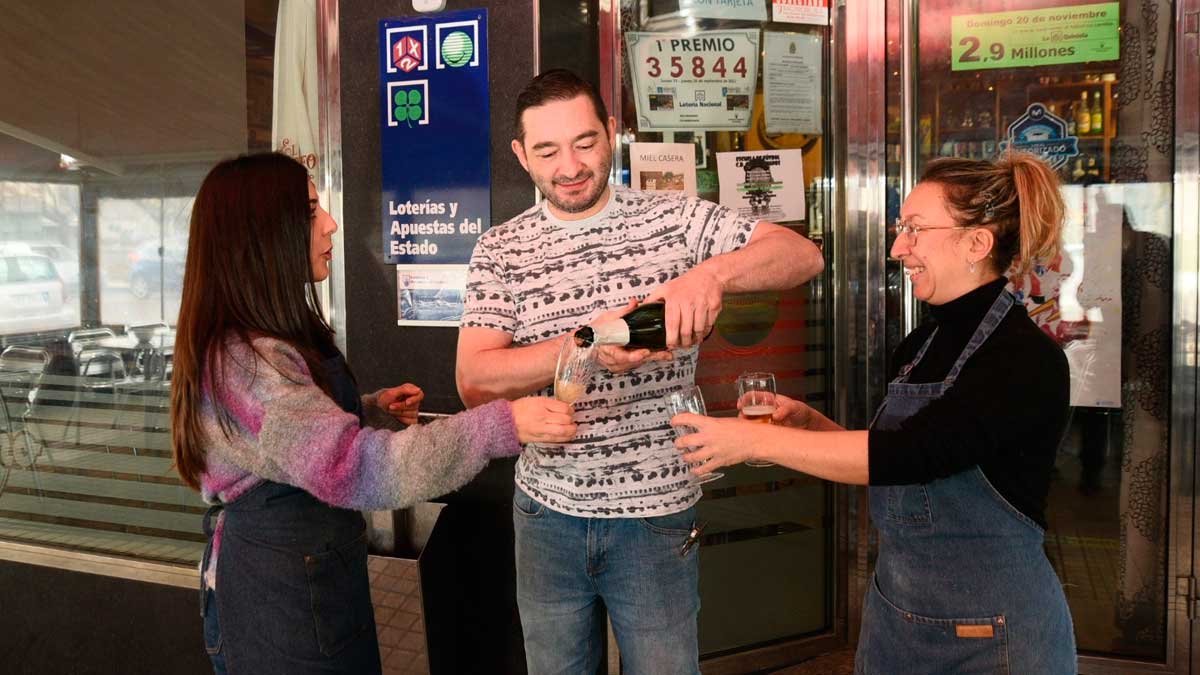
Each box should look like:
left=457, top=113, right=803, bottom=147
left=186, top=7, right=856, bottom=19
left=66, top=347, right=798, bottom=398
left=0, top=3, right=281, bottom=566
left=893, top=0, right=1177, bottom=661
left=99, top=196, right=194, bottom=327
left=615, top=0, right=835, bottom=659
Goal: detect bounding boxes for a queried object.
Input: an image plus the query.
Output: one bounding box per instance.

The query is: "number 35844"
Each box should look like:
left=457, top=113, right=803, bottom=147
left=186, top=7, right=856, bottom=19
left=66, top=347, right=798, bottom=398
left=644, top=55, right=748, bottom=78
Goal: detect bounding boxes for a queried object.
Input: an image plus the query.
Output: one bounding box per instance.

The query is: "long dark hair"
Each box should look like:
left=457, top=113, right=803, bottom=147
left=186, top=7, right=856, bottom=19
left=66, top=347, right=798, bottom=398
left=171, top=153, right=335, bottom=490
left=919, top=151, right=1064, bottom=274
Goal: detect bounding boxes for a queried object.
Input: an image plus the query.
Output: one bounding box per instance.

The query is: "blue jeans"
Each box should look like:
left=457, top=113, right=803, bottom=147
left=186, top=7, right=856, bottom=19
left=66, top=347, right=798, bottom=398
left=202, top=587, right=228, bottom=675
left=513, top=486, right=701, bottom=675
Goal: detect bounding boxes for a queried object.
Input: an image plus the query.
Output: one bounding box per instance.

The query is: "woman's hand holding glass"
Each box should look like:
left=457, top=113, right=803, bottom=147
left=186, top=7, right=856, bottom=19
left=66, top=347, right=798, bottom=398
left=763, top=393, right=816, bottom=429
left=670, top=413, right=773, bottom=475
left=511, top=397, right=577, bottom=444
left=666, top=386, right=723, bottom=485
left=737, top=372, right=778, bottom=467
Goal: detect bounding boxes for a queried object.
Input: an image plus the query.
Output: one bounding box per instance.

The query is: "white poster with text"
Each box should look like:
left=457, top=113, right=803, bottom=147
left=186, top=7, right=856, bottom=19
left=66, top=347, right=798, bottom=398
left=764, top=31, right=823, bottom=135
left=772, top=0, right=829, bottom=25
left=626, top=30, right=760, bottom=131
left=630, top=142, right=699, bottom=197
left=716, top=149, right=806, bottom=223
left=678, top=0, right=768, bottom=21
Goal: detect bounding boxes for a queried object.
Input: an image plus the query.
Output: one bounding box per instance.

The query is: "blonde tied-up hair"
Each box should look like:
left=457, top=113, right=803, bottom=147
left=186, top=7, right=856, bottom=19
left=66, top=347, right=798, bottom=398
left=919, top=151, right=1064, bottom=275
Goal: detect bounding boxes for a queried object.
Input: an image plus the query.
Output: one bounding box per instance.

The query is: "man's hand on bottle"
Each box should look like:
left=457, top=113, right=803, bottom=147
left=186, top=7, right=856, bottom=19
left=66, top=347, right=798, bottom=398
left=642, top=266, right=724, bottom=348
left=588, top=300, right=673, bottom=374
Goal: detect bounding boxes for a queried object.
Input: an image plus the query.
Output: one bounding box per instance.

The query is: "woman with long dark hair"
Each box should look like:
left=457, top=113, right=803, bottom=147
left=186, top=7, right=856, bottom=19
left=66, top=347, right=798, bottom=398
left=172, top=153, right=575, bottom=674
left=673, top=152, right=1077, bottom=673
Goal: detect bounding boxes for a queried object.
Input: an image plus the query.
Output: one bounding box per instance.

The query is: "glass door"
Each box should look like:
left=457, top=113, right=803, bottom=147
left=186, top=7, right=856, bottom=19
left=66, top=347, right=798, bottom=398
left=603, top=1, right=841, bottom=668
left=885, top=0, right=1196, bottom=671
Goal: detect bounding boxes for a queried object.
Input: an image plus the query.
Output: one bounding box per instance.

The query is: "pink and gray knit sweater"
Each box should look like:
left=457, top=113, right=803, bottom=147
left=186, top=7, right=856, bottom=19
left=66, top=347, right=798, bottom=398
left=198, top=337, right=521, bottom=588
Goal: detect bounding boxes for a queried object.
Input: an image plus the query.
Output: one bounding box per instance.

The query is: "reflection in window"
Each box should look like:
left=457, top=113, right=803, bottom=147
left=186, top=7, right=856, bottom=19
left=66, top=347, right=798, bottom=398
left=99, top=197, right=193, bottom=327
left=0, top=1, right=279, bottom=568
left=0, top=181, right=82, bottom=336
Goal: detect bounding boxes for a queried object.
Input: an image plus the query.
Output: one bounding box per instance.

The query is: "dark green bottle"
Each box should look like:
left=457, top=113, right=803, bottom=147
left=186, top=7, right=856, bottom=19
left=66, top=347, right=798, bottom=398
left=573, top=302, right=668, bottom=349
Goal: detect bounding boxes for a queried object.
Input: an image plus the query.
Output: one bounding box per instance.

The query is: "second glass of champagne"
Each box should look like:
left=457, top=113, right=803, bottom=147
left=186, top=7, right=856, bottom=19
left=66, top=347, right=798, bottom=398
left=667, top=385, right=723, bottom=485
left=554, top=336, right=595, bottom=405
left=738, top=371, right=777, bottom=467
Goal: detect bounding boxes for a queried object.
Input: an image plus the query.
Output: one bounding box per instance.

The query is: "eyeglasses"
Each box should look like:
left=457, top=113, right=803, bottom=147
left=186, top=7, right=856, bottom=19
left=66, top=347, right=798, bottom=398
left=891, top=218, right=974, bottom=246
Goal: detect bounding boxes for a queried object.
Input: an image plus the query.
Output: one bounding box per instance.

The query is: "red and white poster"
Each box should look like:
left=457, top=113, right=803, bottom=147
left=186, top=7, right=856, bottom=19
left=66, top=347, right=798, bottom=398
left=773, top=0, right=829, bottom=25
left=1007, top=184, right=1122, bottom=408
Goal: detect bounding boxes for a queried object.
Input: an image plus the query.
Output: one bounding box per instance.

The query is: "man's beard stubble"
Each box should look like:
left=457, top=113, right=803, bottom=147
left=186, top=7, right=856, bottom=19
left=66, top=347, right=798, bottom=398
left=537, top=153, right=613, bottom=215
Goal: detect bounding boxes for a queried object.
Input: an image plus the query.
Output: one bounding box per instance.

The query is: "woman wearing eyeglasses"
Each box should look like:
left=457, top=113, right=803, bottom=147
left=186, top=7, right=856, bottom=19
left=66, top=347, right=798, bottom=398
left=672, top=152, right=1075, bottom=674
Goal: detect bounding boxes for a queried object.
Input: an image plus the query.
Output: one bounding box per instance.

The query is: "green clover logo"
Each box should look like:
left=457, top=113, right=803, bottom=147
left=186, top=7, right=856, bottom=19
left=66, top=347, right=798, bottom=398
left=393, top=89, right=424, bottom=127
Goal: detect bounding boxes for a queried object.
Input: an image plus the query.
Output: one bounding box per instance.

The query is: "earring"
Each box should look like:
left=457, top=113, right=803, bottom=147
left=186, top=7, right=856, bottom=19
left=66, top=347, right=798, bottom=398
left=969, top=259, right=976, bottom=274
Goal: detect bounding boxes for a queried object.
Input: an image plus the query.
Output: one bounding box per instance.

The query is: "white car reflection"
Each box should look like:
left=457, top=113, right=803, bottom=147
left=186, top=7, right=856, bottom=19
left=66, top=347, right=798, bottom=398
left=0, top=246, right=74, bottom=335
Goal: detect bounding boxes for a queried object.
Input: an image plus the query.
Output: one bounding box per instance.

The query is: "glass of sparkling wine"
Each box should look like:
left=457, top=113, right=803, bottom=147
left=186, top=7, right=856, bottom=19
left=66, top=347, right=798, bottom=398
left=738, top=371, right=777, bottom=467
left=554, top=336, right=595, bottom=405
left=666, top=385, right=723, bottom=485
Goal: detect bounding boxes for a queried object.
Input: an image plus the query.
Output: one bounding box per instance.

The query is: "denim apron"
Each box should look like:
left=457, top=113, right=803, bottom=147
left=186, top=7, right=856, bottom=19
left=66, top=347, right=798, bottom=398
left=855, top=291, right=1076, bottom=674
left=200, top=351, right=381, bottom=674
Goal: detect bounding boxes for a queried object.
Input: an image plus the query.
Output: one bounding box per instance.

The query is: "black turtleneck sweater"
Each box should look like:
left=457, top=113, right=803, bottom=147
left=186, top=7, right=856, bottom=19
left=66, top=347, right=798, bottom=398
left=867, top=278, right=1070, bottom=528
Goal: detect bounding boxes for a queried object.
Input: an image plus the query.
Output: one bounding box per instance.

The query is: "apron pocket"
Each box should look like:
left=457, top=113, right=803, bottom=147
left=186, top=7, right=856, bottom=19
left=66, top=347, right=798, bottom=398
left=860, top=576, right=1009, bottom=674
left=885, top=484, right=933, bottom=526
left=305, top=531, right=373, bottom=657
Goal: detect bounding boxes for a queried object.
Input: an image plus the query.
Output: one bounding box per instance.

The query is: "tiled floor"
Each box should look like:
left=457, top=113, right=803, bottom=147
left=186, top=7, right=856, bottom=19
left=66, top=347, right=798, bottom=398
left=369, top=555, right=431, bottom=675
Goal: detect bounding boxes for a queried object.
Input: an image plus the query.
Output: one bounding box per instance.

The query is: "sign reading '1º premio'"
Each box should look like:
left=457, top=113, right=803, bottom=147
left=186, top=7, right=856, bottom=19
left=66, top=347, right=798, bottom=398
left=951, top=2, right=1119, bottom=72
left=379, top=9, right=490, bottom=264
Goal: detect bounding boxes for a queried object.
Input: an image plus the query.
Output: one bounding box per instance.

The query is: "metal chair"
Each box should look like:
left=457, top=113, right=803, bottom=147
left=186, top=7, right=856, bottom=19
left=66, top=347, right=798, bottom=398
left=78, top=348, right=149, bottom=455
left=67, top=327, right=117, bottom=344
left=129, top=324, right=168, bottom=380
left=0, top=346, right=51, bottom=497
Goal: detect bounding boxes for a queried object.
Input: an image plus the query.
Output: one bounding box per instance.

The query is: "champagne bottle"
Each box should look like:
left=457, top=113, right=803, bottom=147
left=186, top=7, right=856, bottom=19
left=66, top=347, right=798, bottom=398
left=574, top=302, right=710, bottom=350
left=1090, top=91, right=1103, bottom=134
left=1076, top=91, right=1091, bottom=135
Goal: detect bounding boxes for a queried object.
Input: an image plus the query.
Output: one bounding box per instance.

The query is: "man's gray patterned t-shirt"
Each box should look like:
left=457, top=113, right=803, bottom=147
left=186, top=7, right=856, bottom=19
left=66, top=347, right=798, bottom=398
left=462, top=187, right=757, bottom=517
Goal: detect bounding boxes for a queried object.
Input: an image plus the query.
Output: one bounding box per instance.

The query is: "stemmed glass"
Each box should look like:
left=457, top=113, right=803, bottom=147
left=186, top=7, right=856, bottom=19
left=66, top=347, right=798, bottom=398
left=554, top=337, right=595, bottom=405
left=738, top=372, right=777, bottom=467
left=667, top=385, right=723, bottom=485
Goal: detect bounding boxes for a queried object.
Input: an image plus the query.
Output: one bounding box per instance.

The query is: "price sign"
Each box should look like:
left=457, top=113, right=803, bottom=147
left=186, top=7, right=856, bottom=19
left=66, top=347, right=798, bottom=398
left=951, top=2, right=1119, bottom=72
left=626, top=30, right=760, bottom=130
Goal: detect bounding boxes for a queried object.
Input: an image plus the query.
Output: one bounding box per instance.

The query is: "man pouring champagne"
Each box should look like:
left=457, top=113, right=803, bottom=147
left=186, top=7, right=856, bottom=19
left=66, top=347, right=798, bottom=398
left=455, top=69, right=823, bottom=673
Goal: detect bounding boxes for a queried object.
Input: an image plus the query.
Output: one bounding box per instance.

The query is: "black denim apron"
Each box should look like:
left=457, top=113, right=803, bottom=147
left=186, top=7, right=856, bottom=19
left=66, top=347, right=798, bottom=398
left=201, top=351, right=381, bottom=674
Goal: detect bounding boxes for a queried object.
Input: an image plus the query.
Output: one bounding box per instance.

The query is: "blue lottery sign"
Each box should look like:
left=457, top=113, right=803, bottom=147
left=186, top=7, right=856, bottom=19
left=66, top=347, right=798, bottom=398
left=999, top=103, right=1079, bottom=169
left=380, top=9, right=490, bottom=264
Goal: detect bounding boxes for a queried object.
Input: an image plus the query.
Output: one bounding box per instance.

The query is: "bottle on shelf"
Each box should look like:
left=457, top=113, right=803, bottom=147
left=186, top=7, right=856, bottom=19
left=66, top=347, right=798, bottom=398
left=1076, top=91, right=1091, bottom=135
left=1066, top=103, right=1077, bottom=135
left=1071, top=158, right=1086, bottom=182
left=1090, top=91, right=1103, bottom=134
left=1086, top=155, right=1101, bottom=179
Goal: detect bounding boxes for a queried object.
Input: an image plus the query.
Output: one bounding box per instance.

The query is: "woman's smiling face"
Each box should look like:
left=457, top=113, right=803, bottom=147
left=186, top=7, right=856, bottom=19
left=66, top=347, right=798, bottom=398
left=891, top=182, right=984, bottom=305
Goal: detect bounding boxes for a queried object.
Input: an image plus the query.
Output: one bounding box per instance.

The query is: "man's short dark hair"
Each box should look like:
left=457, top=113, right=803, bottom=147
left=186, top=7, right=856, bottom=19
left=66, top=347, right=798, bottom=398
left=514, top=69, right=608, bottom=142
